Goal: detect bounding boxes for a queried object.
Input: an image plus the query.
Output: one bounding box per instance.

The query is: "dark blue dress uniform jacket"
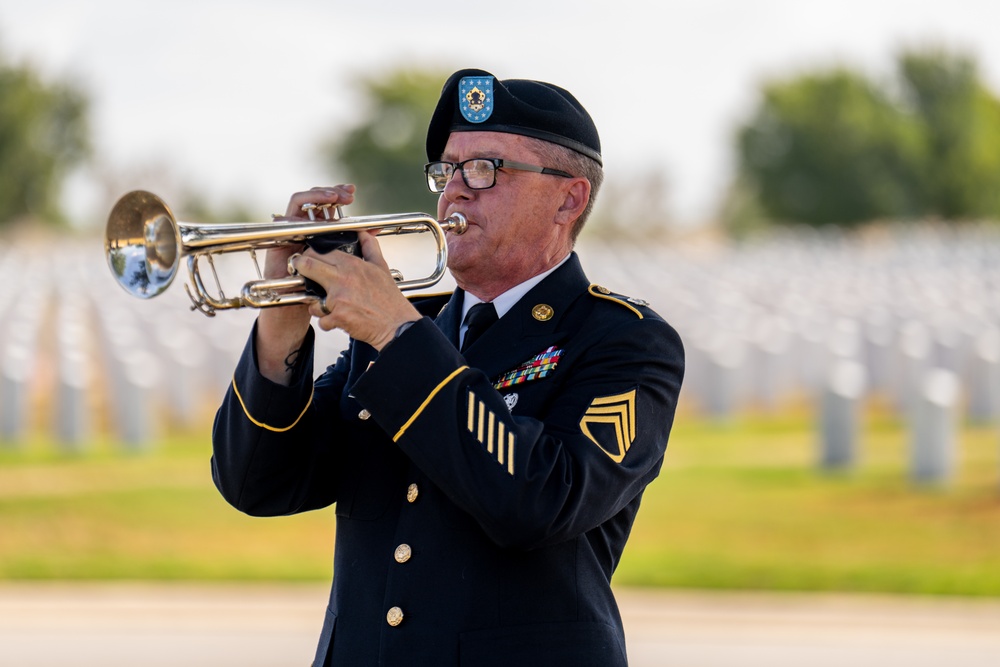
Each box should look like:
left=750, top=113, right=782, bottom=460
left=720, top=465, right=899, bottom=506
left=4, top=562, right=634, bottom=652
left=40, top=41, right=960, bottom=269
left=211, top=253, right=684, bottom=666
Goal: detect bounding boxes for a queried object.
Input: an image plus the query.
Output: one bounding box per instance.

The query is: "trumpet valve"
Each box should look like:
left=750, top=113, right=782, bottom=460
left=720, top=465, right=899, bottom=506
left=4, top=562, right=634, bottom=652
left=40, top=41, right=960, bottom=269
left=302, top=202, right=343, bottom=221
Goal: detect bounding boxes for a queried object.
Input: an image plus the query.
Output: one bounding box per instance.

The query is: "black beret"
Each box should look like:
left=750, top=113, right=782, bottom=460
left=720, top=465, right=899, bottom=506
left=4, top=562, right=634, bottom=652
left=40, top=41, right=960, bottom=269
left=426, top=68, right=602, bottom=166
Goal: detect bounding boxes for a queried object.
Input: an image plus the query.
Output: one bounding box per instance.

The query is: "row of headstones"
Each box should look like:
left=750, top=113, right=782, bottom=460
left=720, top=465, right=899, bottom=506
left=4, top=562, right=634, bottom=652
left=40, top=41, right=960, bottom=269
left=675, top=310, right=1000, bottom=422
left=0, top=242, right=350, bottom=448
left=1, top=228, right=996, bottom=476
left=0, top=255, right=49, bottom=442
left=578, top=232, right=998, bottom=485
left=582, top=230, right=1000, bottom=424
left=821, top=359, right=959, bottom=484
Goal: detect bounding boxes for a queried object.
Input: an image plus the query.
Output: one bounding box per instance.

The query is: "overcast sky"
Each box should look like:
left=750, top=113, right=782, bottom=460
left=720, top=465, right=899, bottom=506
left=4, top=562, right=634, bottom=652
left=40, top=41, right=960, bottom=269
left=3, top=0, right=999, bottom=228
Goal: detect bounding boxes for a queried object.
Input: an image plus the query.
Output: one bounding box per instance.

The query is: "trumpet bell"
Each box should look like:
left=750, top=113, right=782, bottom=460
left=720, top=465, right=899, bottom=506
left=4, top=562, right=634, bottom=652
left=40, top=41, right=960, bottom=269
left=105, top=190, right=181, bottom=299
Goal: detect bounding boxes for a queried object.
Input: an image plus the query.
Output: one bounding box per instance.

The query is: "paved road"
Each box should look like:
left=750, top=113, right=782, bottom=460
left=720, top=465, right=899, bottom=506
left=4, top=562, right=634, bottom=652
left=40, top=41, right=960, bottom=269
left=1, top=584, right=999, bottom=666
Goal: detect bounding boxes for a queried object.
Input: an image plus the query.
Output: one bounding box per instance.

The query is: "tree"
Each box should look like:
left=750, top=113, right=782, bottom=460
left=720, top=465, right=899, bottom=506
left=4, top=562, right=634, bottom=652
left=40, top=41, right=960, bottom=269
left=731, top=48, right=1000, bottom=228
left=0, top=51, right=90, bottom=227
left=898, top=49, right=1000, bottom=219
left=734, top=68, right=924, bottom=227
left=320, top=68, right=447, bottom=216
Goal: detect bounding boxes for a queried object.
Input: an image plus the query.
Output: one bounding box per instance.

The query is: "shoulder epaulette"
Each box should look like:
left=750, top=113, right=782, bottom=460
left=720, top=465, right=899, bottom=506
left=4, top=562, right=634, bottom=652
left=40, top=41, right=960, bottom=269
left=587, top=284, right=647, bottom=320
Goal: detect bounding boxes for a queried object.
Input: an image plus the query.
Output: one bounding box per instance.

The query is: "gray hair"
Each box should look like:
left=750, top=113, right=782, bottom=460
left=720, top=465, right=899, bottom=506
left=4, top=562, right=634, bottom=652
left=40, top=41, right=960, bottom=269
left=523, top=137, right=604, bottom=243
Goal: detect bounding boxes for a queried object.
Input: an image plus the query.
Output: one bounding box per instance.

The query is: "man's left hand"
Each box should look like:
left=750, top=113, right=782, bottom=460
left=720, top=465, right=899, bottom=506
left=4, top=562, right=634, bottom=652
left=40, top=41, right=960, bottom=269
left=292, top=231, right=421, bottom=351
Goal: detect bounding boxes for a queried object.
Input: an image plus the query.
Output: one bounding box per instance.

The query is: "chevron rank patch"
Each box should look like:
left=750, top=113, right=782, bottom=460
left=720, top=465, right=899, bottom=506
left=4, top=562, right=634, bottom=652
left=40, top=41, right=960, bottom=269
left=467, top=390, right=515, bottom=475
left=494, top=346, right=562, bottom=389
left=579, top=389, right=637, bottom=463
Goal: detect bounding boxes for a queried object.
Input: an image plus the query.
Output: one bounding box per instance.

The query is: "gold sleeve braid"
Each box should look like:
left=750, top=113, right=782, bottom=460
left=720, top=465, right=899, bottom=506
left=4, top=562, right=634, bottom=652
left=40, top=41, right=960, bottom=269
left=392, top=366, right=469, bottom=442
left=231, top=377, right=315, bottom=433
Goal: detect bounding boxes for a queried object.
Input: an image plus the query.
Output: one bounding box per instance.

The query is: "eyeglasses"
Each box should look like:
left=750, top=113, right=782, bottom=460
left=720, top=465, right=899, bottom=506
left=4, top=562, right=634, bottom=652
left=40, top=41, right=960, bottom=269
left=424, top=158, right=574, bottom=193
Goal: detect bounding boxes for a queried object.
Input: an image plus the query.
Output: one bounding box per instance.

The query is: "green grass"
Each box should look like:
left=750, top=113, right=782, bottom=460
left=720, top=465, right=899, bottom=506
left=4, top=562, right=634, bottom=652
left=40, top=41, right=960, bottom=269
left=0, top=435, right=335, bottom=581
left=615, top=407, right=1000, bottom=595
left=2, top=405, right=999, bottom=595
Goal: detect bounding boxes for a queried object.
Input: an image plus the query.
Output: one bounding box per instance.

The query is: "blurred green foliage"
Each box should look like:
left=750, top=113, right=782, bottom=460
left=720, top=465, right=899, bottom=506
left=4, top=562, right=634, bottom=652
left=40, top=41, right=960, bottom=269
left=731, top=47, right=1000, bottom=230
left=320, top=68, right=447, bottom=216
left=900, top=51, right=1000, bottom=219
left=0, top=49, right=89, bottom=227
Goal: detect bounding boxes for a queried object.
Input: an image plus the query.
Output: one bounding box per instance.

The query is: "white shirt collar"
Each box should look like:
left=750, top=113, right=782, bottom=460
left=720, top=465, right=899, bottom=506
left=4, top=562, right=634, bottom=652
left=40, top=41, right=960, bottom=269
left=461, top=254, right=571, bottom=323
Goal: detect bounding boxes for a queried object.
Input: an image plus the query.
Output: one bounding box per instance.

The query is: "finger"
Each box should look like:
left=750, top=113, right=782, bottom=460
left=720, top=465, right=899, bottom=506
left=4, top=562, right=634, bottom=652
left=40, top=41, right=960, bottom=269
left=308, top=298, right=335, bottom=327
left=319, top=296, right=332, bottom=316
left=358, top=231, right=389, bottom=271
left=295, top=258, right=337, bottom=326
left=284, top=189, right=351, bottom=218
left=283, top=184, right=356, bottom=217
left=263, top=244, right=306, bottom=279
left=300, top=245, right=361, bottom=269
left=291, top=252, right=325, bottom=278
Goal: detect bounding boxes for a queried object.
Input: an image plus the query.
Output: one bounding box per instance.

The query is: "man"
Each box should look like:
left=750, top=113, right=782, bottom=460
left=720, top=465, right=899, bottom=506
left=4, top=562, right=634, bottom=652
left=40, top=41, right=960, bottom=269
left=212, top=68, right=684, bottom=666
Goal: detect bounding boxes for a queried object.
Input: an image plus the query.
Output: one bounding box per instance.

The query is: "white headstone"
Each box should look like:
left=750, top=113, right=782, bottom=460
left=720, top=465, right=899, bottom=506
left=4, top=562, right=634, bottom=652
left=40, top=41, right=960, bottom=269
left=820, top=360, right=868, bottom=471
left=910, top=368, right=960, bottom=484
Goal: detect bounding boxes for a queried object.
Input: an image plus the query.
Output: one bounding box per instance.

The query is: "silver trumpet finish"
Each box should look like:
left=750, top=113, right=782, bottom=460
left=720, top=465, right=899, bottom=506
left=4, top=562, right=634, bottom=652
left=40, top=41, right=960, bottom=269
left=105, top=190, right=467, bottom=316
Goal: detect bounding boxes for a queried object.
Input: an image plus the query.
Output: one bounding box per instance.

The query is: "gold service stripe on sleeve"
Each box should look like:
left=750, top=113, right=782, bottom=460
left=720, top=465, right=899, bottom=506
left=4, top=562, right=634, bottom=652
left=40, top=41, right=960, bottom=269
left=467, top=393, right=475, bottom=432
left=487, top=411, right=496, bottom=455
left=464, top=389, right=516, bottom=476
left=507, top=433, right=515, bottom=476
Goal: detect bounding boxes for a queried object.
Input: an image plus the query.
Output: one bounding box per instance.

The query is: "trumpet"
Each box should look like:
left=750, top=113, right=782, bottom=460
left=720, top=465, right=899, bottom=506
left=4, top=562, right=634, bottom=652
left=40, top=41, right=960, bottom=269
left=105, top=190, right=467, bottom=316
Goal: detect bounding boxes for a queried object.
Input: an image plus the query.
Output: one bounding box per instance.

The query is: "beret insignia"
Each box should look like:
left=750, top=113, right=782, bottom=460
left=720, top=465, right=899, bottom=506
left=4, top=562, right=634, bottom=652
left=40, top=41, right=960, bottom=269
left=459, top=76, right=494, bottom=123
left=494, top=346, right=562, bottom=389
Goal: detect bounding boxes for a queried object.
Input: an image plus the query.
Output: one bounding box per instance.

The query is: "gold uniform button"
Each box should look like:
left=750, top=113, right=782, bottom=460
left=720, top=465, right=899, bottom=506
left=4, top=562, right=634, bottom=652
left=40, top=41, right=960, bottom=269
left=596, top=285, right=611, bottom=295
left=406, top=483, right=419, bottom=503
left=394, top=544, right=412, bottom=563
left=358, top=409, right=371, bottom=420
left=386, top=606, right=404, bottom=627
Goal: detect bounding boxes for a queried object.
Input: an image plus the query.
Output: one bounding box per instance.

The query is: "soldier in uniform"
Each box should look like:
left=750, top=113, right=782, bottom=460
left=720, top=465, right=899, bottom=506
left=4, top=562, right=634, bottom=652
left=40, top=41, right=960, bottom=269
left=211, top=68, right=685, bottom=666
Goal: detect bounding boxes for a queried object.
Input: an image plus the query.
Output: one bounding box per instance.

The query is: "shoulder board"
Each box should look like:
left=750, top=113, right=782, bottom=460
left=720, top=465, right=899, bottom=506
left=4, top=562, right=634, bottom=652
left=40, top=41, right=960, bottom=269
left=587, top=284, right=647, bottom=319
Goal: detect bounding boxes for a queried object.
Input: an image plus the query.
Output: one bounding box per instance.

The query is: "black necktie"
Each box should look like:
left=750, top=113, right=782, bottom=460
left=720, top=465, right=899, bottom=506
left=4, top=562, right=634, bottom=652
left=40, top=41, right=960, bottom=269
left=461, top=302, right=498, bottom=352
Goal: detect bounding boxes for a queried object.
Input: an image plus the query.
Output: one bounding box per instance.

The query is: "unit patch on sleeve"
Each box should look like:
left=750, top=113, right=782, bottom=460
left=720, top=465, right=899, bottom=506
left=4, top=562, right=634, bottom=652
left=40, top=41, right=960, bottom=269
left=494, top=346, right=562, bottom=389
left=579, top=389, right=637, bottom=463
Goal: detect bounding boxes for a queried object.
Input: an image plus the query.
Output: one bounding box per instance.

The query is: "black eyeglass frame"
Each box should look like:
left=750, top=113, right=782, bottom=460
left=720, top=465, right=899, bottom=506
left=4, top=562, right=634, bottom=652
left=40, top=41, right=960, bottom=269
left=424, top=158, right=575, bottom=193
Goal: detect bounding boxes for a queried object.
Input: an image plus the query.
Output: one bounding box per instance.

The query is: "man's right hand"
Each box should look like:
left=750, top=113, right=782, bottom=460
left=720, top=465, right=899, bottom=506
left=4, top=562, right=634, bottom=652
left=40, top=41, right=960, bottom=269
left=256, top=185, right=356, bottom=384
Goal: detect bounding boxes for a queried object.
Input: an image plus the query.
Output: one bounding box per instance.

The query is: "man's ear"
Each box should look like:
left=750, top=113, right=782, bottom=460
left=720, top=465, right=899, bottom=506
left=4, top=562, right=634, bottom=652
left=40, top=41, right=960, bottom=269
left=555, top=177, right=591, bottom=227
